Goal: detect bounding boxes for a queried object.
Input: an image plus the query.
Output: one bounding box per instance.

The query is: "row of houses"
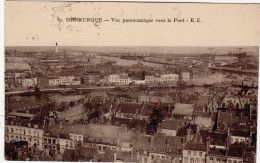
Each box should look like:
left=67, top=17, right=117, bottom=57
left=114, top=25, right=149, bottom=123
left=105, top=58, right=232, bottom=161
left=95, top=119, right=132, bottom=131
left=5, top=117, right=255, bottom=163
left=6, top=70, right=257, bottom=89
left=48, top=76, right=81, bottom=86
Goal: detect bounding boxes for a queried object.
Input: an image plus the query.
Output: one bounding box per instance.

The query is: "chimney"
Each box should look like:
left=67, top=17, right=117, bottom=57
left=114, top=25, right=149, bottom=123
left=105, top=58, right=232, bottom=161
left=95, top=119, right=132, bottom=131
left=206, top=136, right=210, bottom=153
left=151, top=135, right=155, bottom=145
left=43, top=119, right=46, bottom=127
left=59, top=122, right=62, bottom=130
left=113, top=152, right=117, bottom=162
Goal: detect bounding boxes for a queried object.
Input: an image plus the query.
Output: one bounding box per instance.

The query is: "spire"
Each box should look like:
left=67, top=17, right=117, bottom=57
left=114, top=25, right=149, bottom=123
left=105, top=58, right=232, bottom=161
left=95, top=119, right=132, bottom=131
left=55, top=42, right=58, bottom=53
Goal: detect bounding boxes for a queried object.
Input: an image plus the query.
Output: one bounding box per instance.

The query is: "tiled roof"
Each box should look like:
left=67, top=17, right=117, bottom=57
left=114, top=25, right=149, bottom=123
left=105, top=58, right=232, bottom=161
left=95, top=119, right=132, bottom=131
left=150, top=135, right=183, bottom=155
left=141, top=104, right=158, bottom=116
left=231, top=129, right=250, bottom=137
left=195, top=95, right=213, bottom=108
left=217, top=111, right=232, bottom=126
left=151, top=135, right=168, bottom=149
left=173, top=103, right=194, bottom=116
left=117, top=102, right=143, bottom=114
left=135, top=135, right=150, bottom=151
left=200, top=130, right=226, bottom=146
left=78, top=146, right=97, bottom=159
left=227, top=145, right=243, bottom=158
left=184, top=142, right=206, bottom=151
left=57, top=104, right=86, bottom=121
left=160, top=119, right=179, bottom=130
left=116, top=151, right=132, bottom=162
left=167, top=136, right=183, bottom=149
left=48, top=123, right=136, bottom=144
left=208, top=149, right=226, bottom=156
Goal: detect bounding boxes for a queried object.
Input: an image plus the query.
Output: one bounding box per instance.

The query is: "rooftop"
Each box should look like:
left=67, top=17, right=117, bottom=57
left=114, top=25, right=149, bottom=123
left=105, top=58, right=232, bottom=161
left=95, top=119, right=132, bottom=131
left=57, top=104, right=86, bottom=121
left=217, top=111, right=232, bottom=126
left=184, top=142, right=206, bottom=151
left=173, top=103, right=194, bottom=116
left=160, top=118, right=179, bottom=130
left=117, top=102, right=143, bottom=114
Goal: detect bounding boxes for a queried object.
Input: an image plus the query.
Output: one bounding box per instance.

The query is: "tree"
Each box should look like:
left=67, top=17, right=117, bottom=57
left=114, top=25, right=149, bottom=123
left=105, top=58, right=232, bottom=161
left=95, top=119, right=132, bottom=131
left=146, top=109, right=163, bottom=135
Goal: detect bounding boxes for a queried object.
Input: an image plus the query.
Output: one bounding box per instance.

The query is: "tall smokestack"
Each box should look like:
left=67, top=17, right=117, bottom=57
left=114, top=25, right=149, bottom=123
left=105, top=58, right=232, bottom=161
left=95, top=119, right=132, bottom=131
left=56, top=42, right=58, bottom=53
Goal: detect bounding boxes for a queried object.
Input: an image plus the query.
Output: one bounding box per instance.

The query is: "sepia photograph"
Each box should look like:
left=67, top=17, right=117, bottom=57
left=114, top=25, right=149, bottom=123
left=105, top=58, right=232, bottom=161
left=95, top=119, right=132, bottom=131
left=3, top=1, right=260, bottom=163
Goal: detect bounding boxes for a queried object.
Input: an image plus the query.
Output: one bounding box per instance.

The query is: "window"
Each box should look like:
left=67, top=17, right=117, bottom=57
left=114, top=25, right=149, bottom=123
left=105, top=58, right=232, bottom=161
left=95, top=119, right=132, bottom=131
left=34, top=131, right=39, bottom=137
left=199, top=152, right=202, bottom=156
left=44, top=138, right=47, bottom=143
left=193, top=151, right=197, bottom=156
left=188, top=151, right=191, bottom=155
left=184, top=157, right=188, bottom=163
